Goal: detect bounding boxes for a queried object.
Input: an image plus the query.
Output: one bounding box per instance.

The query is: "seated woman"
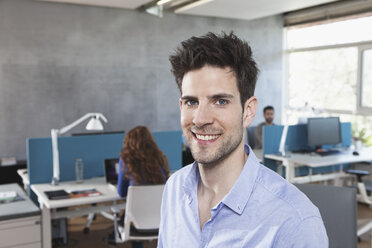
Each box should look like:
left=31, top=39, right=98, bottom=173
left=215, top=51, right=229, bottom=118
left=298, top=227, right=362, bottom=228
left=111, top=126, right=169, bottom=246
left=117, top=125, right=169, bottom=198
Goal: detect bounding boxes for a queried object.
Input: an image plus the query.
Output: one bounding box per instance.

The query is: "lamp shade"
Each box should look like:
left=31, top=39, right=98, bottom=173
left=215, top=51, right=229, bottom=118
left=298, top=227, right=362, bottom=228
left=86, top=116, right=104, bottom=130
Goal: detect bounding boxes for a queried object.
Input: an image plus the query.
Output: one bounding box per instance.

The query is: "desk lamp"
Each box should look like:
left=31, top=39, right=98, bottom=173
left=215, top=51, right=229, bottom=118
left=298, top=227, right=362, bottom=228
left=51, top=113, right=108, bottom=185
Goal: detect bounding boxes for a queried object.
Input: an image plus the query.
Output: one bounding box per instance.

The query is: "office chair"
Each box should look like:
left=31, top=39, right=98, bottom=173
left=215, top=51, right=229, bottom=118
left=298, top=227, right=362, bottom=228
left=346, top=168, right=372, bottom=207
left=112, top=185, right=164, bottom=244
left=246, top=126, right=256, bottom=149
left=346, top=167, right=372, bottom=238
left=295, top=183, right=357, bottom=248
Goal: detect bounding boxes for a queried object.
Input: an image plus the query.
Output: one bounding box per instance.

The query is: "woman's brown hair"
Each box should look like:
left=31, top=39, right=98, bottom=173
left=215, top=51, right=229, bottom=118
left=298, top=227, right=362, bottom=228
left=120, top=126, right=170, bottom=184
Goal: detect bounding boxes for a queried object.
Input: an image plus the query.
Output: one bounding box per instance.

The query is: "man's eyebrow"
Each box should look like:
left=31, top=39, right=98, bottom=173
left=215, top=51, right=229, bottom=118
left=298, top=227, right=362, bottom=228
left=180, top=95, right=197, bottom=101
left=209, top=94, right=234, bottom=100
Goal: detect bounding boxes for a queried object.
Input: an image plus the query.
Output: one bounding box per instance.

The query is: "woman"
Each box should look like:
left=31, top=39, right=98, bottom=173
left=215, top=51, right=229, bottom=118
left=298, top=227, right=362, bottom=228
left=117, top=126, right=170, bottom=197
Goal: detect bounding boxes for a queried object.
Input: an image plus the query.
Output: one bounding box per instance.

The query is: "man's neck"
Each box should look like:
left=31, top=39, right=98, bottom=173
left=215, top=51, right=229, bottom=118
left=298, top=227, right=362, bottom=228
left=197, top=142, right=247, bottom=204
left=197, top=142, right=247, bottom=229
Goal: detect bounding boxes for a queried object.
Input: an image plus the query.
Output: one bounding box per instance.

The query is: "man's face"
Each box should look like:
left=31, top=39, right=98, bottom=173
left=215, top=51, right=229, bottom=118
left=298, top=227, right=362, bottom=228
left=180, top=65, right=256, bottom=165
left=264, top=109, right=274, bottom=124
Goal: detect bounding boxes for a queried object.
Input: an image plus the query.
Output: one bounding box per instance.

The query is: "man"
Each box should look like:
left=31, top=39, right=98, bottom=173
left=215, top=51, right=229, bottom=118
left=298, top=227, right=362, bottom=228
left=254, top=105, right=275, bottom=149
left=158, top=32, right=328, bottom=247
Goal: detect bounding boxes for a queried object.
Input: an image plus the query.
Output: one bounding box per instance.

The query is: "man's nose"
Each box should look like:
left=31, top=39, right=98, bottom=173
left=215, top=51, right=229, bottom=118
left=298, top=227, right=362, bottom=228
left=193, top=103, right=214, bottom=127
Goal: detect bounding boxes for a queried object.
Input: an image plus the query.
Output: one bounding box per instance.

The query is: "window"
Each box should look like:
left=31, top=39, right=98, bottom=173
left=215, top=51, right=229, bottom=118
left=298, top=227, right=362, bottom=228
left=286, top=15, right=372, bottom=143
left=288, top=48, right=357, bottom=112
left=361, top=48, right=372, bottom=109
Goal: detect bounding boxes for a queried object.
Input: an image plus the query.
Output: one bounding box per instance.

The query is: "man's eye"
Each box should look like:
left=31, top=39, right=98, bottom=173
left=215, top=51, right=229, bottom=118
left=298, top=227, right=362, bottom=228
left=186, top=100, right=198, bottom=106
left=216, top=99, right=228, bottom=105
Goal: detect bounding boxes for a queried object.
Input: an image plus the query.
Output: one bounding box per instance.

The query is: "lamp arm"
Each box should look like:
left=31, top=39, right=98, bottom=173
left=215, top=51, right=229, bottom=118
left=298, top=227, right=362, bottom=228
left=51, top=129, right=60, bottom=184
left=278, top=124, right=289, bottom=156
left=59, top=113, right=107, bottom=135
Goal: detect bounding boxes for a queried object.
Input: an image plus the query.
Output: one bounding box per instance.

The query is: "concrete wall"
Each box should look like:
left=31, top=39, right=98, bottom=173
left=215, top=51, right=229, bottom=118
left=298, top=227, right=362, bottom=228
left=0, top=0, right=283, bottom=160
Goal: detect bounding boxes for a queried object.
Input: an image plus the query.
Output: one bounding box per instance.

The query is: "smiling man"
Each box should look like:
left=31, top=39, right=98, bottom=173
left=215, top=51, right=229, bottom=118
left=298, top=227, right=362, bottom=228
left=158, top=32, right=328, bottom=247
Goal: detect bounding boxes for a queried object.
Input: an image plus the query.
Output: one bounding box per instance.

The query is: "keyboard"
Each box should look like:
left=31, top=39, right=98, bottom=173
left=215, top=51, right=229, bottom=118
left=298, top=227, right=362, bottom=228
left=316, top=150, right=341, bottom=156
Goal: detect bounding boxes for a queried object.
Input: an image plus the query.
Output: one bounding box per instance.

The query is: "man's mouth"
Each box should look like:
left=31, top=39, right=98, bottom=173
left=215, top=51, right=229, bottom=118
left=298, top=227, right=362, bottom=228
left=194, top=133, right=221, bottom=141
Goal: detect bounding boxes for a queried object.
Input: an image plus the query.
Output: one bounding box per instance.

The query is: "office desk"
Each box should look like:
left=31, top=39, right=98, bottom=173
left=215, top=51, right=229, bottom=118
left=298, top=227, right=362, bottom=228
left=17, top=169, right=29, bottom=191
left=31, top=177, right=124, bottom=248
left=0, top=183, right=41, bottom=247
left=265, top=147, right=372, bottom=183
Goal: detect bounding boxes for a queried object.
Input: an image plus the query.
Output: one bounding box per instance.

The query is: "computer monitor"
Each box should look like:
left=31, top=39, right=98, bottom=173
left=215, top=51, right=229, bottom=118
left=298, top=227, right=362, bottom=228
left=104, top=158, right=119, bottom=185
left=307, top=117, right=341, bottom=148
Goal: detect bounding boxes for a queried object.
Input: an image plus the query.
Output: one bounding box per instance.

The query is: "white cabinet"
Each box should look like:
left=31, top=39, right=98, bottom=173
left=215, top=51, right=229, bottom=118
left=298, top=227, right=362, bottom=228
left=0, top=183, right=41, bottom=248
left=0, top=215, right=41, bottom=248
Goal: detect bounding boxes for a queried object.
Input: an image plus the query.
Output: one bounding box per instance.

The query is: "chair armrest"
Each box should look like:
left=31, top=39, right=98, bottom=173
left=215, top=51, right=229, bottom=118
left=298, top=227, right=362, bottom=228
left=346, top=169, right=370, bottom=182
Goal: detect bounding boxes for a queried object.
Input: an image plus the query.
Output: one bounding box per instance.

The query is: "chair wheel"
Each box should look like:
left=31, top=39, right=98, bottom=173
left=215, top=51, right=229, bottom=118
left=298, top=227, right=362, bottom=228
left=83, top=227, right=90, bottom=234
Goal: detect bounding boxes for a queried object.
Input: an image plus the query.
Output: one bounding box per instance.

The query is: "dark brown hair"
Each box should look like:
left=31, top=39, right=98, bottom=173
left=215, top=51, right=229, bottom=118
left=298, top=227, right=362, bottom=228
left=169, top=31, right=259, bottom=107
left=120, top=126, right=169, bottom=184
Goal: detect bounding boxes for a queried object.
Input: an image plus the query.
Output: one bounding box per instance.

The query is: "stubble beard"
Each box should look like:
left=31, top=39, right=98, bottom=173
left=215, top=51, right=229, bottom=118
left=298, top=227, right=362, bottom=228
left=184, top=120, right=244, bottom=167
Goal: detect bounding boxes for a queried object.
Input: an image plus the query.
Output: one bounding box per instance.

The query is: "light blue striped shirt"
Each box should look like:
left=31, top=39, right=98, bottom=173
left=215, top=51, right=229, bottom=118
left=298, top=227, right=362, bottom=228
left=158, top=145, right=328, bottom=247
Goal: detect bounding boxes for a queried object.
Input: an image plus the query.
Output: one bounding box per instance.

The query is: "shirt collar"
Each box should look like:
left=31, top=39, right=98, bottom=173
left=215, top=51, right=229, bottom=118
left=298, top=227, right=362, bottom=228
left=182, top=161, right=199, bottom=198
left=221, top=144, right=260, bottom=215
left=182, top=144, right=260, bottom=215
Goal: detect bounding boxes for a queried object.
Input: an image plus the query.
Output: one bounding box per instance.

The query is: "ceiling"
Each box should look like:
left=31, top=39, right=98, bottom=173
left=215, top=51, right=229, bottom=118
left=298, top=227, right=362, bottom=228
left=39, top=0, right=341, bottom=21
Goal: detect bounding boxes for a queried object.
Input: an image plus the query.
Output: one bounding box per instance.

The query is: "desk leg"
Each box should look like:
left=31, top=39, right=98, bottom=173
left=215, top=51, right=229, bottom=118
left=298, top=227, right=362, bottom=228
left=40, top=202, right=52, bottom=248
left=283, top=159, right=295, bottom=182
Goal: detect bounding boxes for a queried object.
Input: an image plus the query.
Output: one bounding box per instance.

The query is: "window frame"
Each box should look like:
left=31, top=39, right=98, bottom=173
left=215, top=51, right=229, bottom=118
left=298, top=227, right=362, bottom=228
left=285, top=39, right=372, bottom=117
left=357, top=45, right=372, bottom=114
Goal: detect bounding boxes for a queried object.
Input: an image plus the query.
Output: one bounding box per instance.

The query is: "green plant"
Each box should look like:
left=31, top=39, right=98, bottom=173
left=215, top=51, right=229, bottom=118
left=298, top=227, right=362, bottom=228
left=352, top=127, right=372, bottom=146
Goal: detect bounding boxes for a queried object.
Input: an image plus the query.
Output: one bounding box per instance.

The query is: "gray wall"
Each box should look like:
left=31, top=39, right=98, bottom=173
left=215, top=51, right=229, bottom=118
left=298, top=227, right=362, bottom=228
left=0, top=0, right=283, bottom=160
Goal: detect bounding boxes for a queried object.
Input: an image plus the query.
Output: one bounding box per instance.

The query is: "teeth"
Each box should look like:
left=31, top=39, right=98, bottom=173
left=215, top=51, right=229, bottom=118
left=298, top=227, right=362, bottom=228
left=195, top=134, right=219, bottom=141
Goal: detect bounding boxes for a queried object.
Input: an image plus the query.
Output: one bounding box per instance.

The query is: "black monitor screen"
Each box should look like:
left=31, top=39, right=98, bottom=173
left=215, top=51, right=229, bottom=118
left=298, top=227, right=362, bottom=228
left=104, top=158, right=119, bottom=185
left=307, top=117, right=341, bottom=147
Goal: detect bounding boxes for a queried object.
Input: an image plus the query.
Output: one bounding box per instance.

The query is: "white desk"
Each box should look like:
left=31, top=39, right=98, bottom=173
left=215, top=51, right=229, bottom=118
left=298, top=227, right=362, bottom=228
left=17, top=169, right=29, bottom=190
left=265, top=147, right=372, bottom=183
left=31, top=177, right=124, bottom=248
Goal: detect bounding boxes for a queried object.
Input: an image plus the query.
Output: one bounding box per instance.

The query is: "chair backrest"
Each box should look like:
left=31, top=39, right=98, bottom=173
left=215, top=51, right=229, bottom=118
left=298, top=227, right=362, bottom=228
left=295, top=184, right=357, bottom=248
left=125, top=185, right=165, bottom=230
left=246, top=126, right=256, bottom=149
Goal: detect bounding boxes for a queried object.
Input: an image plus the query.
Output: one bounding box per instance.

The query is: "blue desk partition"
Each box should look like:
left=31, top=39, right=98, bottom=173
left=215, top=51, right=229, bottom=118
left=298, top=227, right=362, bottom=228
left=262, top=122, right=352, bottom=177
left=27, top=130, right=182, bottom=201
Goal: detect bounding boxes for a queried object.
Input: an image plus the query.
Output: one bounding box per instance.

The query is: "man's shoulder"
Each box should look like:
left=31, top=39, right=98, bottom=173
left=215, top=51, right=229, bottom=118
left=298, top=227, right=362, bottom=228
left=255, top=164, right=321, bottom=220
left=166, top=163, right=195, bottom=187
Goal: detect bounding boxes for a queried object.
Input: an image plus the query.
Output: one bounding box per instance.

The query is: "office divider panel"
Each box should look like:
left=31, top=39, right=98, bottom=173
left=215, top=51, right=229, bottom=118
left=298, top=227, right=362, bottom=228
left=27, top=131, right=182, bottom=201
left=262, top=122, right=351, bottom=177
left=152, top=131, right=182, bottom=172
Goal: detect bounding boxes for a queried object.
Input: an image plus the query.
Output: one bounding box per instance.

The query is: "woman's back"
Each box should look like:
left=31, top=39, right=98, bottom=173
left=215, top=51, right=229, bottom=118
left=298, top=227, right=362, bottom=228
left=117, top=126, right=169, bottom=197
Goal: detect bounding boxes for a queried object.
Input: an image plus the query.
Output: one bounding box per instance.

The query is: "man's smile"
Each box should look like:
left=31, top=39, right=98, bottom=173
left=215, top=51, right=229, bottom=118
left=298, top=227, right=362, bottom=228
left=194, top=133, right=221, bottom=141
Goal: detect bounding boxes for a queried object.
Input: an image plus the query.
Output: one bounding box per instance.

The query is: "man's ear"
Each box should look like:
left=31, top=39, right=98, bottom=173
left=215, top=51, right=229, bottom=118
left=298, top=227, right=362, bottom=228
left=243, top=96, right=258, bottom=128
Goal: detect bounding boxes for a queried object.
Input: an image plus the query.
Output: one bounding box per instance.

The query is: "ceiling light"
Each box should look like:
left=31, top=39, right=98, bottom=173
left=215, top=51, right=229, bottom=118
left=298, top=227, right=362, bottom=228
left=157, top=0, right=173, bottom=5
left=174, top=0, right=213, bottom=13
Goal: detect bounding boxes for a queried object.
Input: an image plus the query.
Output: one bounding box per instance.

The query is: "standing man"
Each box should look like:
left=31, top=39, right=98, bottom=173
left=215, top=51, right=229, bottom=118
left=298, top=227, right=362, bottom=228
left=158, top=32, right=328, bottom=247
left=254, top=105, right=275, bottom=149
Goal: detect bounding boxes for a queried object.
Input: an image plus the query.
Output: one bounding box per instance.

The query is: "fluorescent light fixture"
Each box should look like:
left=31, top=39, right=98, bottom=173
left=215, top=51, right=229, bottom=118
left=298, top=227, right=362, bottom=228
left=174, top=0, right=213, bottom=13
left=145, top=4, right=163, bottom=18
left=157, top=0, right=173, bottom=5
left=51, top=113, right=108, bottom=185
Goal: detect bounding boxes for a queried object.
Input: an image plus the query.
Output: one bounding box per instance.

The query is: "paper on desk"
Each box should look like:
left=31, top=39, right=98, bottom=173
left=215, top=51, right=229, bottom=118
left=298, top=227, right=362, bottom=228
left=0, top=191, right=24, bottom=204
left=67, top=188, right=102, bottom=198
